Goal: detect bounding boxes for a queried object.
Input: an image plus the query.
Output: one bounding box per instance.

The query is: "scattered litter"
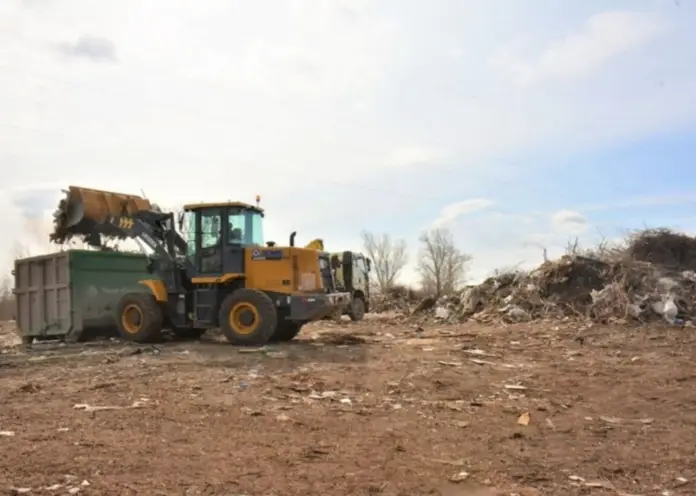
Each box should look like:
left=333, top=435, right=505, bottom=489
left=469, top=358, right=496, bottom=366
left=242, top=407, right=262, bottom=417
left=276, top=414, right=290, bottom=422
left=238, top=347, right=269, bottom=354
left=449, top=471, right=470, bottom=483
left=517, top=412, right=531, bottom=426
left=339, top=398, right=352, bottom=405
left=437, top=361, right=462, bottom=367
left=73, top=401, right=147, bottom=412
left=675, top=476, right=688, bottom=486
left=265, top=351, right=288, bottom=359
left=309, top=391, right=338, bottom=400
left=504, top=384, right=527, bottom=391
left=10, top=488, right=32, bottom=494
left=0, top=430, right=15, bottom=437
left=599, top=416, right=622, bottom=425
left=584, top=480, right=614, bottom=489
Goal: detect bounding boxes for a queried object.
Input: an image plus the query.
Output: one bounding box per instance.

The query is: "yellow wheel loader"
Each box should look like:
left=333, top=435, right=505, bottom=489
left=51, top=186, right=349, bottom=345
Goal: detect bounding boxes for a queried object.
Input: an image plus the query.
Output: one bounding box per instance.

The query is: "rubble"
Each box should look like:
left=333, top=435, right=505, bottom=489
left=410, top=229, right=696, bottom=325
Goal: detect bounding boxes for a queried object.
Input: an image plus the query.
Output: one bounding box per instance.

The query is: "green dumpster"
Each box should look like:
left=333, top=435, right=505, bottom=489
left=13, top=249, right=156, bottom=342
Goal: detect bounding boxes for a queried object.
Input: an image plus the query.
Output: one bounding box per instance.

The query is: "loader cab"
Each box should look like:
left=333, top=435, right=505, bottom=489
left=182, top=201, right=265, bottom=276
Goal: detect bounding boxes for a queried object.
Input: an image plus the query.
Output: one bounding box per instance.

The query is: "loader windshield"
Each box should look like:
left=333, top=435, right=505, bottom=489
left=227, top=209, right=264, bottom=246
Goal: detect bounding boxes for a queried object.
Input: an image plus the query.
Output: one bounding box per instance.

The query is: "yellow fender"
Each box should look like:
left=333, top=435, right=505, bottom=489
left=305, top=239, right=324, bottom=251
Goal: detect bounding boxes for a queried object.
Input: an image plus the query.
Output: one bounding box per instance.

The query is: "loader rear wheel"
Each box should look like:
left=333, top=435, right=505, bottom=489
left=270, top=321, right=304, bottom=342
left=116, top=293, right=163, bottom=342
left=219, top=289, right=277, bottom=345
left=348, top=296, right=365, bottom=321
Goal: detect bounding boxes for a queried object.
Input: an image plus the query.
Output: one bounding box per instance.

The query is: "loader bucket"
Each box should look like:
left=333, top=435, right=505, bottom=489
left=51, top=186, right=152, bottom=244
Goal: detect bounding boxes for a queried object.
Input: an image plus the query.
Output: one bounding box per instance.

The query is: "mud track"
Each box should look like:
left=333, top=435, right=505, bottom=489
left=1, top=317, right=695, bottom=495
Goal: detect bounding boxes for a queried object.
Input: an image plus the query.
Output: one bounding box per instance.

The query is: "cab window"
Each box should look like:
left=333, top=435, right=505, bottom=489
left=227, top=210, right=264, bottom=246
left=201, top=209, right=222, bottom=248
left=184, top=211, right=197, bottom=259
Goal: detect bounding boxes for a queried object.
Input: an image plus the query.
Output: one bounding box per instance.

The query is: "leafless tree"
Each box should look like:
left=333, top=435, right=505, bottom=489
left=361, top=231, right=408, bottom=293
left=0, top=276, right=14, bottom=321
left=417, top=227, right=471, bottom=296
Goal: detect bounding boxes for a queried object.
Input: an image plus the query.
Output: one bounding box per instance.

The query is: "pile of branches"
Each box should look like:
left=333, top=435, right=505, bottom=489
left=412, top=229, right=696, bottom=325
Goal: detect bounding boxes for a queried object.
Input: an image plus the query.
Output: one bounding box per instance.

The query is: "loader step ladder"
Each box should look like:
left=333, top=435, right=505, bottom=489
left=193, top=287, right=217, bottom=327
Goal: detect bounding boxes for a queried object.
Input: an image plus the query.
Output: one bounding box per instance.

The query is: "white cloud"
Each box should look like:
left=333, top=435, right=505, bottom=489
left=1, top=1, right=695, bottom=286
left=551, top=209, right=588, bottom=234
left=433, top=199, right=495, bottom=227
left=383, top=145, right=450, bottom=168
left=424, top=209, right=593, bottom=284
left=491, top=11, right=666, bottom=85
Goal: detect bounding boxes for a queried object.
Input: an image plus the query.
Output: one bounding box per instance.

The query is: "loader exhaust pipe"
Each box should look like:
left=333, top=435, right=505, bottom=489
left=289, top=231, right=296, bottom=247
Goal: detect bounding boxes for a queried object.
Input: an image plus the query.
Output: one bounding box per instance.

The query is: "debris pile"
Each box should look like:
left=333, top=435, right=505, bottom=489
left=413, top=229, right=696, bottom=325
left=371, top=285, right=423, bottom=313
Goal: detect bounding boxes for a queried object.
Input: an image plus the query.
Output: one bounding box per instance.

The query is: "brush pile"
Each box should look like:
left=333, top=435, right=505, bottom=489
left=412, top=229, right=696, bottom=325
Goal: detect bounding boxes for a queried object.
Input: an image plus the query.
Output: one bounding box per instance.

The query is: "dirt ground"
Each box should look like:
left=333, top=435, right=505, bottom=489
left=1, top=316, right=695, bottom=496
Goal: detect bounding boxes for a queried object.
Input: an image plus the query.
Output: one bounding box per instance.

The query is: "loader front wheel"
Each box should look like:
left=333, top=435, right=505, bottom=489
left=219, top=289, right=277, bottom=345
left=116, top=293, right=163, bottom=342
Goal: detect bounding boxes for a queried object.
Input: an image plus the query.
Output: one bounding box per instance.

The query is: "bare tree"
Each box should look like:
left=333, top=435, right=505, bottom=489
left=417, top=227, right=471, bottom=296
left=361, top=231, right=408, bottom=293
left=0, top=276, right=14, bottom=321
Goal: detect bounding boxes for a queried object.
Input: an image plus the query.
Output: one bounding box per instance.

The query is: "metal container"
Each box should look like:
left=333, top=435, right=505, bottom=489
left=14, top=250, right=153, bottom=341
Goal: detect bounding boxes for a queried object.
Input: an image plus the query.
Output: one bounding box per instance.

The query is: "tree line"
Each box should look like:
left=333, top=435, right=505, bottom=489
left=361, top=227, right=472, bottom=297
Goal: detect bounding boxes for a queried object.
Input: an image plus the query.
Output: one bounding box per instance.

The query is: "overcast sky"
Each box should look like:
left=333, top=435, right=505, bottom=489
left=2, top=0, right=696, bottom=283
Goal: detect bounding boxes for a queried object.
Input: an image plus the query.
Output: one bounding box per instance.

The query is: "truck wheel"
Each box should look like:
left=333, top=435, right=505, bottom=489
left=348, top=296, right=366, bottom=321
left=219, top=289, right=277, bottom=345
left=116, top=293, right=163, bottom=342
left=270, top=321, right=304, bottom=342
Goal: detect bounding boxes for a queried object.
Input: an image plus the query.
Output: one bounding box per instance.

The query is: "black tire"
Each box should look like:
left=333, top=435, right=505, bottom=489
left=115, top=293, right=164, bottom=342
left=219, top=289, right=277, bottom=345
left=172, top=328, right=205, bottom=341
left=270, top=321, right=304, bottom=342
left=348, top=296, right=365, bottom=321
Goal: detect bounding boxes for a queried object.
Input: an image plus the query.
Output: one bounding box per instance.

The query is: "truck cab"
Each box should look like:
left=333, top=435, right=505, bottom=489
left=329, top=251, right=371, bottom=321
